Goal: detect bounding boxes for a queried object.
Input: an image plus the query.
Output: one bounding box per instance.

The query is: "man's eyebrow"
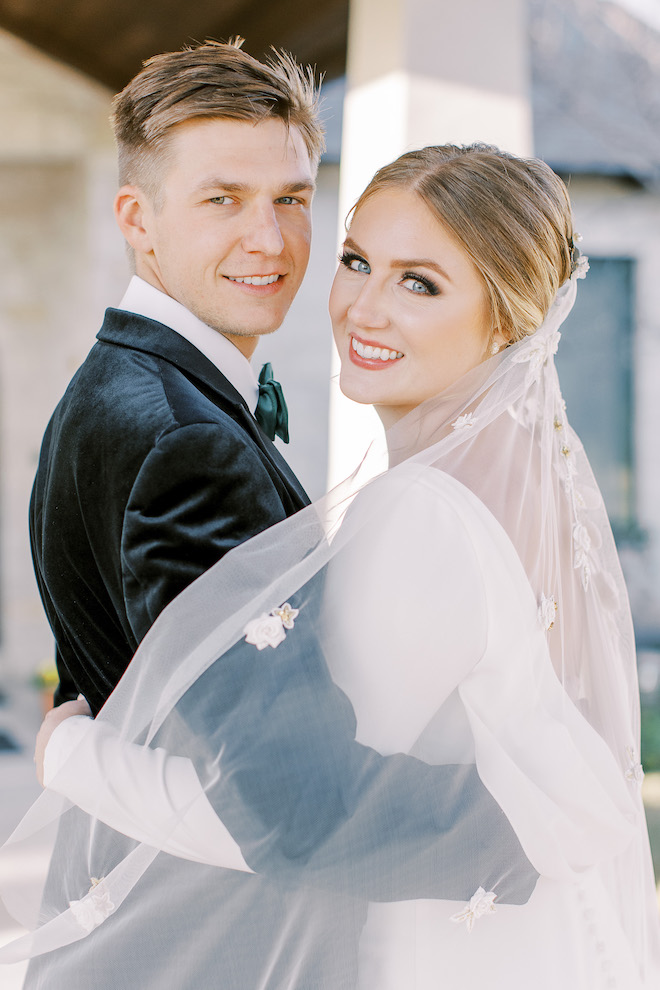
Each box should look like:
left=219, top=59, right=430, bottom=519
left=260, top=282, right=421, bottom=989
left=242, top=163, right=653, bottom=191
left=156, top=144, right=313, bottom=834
left=342, top=237, right=452, bottom=282
left=280, top=180, right=316, bottom=194
left=194, top=179, right=316, bottom=195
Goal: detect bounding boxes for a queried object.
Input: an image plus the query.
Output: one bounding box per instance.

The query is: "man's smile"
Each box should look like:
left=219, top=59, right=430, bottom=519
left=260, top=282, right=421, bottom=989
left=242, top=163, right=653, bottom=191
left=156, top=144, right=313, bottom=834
left=225, top=274, right=283, bottom=285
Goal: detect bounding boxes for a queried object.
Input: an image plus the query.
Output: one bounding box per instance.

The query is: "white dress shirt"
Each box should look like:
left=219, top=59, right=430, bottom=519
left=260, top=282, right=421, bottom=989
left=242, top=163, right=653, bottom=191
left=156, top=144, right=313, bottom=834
left=118, top=276, right=260, bottom=413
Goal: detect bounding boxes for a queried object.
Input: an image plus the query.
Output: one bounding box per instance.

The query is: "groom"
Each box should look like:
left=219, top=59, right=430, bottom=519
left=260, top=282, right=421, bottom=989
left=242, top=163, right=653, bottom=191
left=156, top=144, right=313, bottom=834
left=29, top=39, right=537, bottom=988
left=32, top=40, right=316, bottom=719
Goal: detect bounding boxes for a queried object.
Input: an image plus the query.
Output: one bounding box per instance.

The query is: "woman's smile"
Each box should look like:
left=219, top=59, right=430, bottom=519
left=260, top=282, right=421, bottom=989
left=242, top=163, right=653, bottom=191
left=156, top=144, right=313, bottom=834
left=349, top=333, right=404, bottom=368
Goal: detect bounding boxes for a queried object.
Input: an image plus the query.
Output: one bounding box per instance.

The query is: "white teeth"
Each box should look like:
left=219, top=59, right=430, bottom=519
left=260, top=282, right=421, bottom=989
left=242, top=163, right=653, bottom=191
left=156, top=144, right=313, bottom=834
left=227, top=274, right=281, bottom=285
left=351, top=338, right=403, bottom=361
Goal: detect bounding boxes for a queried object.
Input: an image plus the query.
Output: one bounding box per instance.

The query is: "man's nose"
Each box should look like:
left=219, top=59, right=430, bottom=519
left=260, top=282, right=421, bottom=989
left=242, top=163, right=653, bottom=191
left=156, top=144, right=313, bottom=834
left=241, top=204, right=285, bottom=257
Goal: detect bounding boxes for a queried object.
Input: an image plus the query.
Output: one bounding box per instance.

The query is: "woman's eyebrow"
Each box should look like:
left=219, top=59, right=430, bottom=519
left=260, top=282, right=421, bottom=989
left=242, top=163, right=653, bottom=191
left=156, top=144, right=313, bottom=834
left=342, top=236, right=364, bottom=254
left=390, top=257, right=451, bottom=282
left=342, top=237, right=451, bottom=282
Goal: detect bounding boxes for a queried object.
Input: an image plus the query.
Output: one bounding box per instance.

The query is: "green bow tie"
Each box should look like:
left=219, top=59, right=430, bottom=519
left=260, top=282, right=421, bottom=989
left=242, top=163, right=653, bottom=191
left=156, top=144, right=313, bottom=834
left=255, top=362, right=289, bottom=443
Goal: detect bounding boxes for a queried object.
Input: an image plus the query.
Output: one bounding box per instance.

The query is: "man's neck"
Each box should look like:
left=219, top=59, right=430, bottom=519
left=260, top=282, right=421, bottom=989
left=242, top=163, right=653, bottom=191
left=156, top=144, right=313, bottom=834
left=133, top=270, right=260, bottom=359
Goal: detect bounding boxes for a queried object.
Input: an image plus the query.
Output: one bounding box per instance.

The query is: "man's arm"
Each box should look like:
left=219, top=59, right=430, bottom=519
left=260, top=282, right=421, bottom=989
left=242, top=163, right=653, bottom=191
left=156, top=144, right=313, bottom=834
left=121, top=420, right=299, bottom=643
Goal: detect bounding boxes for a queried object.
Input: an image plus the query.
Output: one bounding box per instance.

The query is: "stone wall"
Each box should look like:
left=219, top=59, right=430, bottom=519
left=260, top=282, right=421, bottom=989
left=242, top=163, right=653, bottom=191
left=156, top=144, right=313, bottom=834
left=0, top=32, right=126, bottom=680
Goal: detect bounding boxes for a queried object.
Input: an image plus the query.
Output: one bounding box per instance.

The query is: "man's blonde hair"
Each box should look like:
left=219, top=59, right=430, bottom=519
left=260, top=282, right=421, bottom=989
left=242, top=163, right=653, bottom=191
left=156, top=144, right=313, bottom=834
left=111, top=38, right=324, bottom=204
left=350, top=144, right=575, bottom=346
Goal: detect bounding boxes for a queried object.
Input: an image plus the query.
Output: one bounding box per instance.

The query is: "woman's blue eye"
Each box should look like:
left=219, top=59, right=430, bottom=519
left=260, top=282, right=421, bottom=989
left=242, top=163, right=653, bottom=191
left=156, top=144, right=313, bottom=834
left=401, top=274, right=438, bottom=296
left=340, top=252, right=370, bottom=275
left=351, top=258, right=370, bottom=274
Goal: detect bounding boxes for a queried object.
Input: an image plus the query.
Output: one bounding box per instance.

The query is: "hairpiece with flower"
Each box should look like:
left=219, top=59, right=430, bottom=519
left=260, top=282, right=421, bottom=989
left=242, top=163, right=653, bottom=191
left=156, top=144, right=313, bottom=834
left=570, top=233, right=590, bottom=280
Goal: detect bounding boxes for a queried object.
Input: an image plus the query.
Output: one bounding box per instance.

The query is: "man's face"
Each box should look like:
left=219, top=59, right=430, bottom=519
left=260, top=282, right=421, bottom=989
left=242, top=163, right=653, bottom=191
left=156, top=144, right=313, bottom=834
left=131, top=117, right=316, bottom=356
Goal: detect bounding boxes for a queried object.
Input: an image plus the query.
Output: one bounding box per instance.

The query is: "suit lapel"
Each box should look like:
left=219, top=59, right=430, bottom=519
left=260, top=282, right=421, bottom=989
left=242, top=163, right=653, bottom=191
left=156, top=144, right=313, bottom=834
left=97, top=309, right=310, bottom=508
left=98, top=309, right=249, bottom=409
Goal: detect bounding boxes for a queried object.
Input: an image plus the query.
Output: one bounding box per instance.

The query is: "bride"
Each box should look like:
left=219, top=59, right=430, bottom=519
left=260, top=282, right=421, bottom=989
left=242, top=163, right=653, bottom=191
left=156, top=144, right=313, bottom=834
left=2, top=143, right=659, bottom=988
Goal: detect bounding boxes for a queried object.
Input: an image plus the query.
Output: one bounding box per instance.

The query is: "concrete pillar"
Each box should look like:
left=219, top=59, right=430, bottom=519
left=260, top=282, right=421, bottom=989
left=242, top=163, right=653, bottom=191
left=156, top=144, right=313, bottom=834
left=328, top=0, right=533, bottom=485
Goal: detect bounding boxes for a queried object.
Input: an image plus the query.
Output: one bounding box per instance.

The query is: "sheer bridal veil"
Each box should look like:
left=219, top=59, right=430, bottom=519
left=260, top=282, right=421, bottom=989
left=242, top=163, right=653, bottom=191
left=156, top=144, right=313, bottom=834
left=1, top=266, right=659, bottom=986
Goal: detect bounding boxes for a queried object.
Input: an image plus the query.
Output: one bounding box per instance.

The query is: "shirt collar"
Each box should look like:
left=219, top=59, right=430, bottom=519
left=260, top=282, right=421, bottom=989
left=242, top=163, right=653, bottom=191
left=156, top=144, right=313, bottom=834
left=117, top=276, right=260, bottom=413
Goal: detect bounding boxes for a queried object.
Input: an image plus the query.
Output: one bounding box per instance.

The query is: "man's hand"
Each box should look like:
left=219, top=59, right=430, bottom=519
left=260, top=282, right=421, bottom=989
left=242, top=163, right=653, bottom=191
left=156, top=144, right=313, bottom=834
left=35, top=696, right=92, bottom=786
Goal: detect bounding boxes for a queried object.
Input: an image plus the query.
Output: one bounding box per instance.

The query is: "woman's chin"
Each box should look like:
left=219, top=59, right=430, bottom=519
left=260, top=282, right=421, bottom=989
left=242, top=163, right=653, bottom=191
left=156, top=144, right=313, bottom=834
left=338, top=366, right=389, bottom=407
left=338, top=379, right=382, bottom=407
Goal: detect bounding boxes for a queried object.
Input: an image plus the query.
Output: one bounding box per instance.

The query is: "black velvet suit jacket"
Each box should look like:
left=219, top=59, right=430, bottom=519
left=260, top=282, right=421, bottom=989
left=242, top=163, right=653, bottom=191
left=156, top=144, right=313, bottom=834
left=30, top=308, right=310, bottom=714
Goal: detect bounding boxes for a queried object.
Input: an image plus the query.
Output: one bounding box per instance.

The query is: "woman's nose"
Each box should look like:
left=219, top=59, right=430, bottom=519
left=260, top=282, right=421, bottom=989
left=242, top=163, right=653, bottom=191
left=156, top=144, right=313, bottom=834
left=347, top=282, right=389, bottom=330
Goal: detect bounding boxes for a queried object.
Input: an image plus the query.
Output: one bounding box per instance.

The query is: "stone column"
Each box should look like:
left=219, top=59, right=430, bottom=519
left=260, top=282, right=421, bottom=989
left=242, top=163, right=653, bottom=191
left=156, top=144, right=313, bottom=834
left=328, top=0, right=533, bottom=484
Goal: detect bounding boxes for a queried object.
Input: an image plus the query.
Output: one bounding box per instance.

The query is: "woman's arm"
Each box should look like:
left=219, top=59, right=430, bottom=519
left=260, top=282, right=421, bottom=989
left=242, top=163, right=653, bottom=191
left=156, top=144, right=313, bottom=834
left=43, top=714, right=253, bottom=873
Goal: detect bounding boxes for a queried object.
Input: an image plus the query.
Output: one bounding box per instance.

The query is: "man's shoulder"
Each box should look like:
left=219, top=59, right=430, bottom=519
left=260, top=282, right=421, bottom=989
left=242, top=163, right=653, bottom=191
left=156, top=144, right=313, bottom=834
left=39, top=330, right=265, bottom=499
left=58, top=311, right=245, bottom=436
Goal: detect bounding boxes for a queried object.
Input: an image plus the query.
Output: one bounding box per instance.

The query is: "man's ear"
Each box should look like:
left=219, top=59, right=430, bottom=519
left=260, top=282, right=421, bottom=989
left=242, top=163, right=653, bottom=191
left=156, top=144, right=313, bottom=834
left=114, top=186, right=154, bottom=254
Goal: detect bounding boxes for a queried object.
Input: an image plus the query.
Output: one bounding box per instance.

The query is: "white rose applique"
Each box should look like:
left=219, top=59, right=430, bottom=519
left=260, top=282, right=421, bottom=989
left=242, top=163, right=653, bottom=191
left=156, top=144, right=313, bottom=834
left=244, top=602, right=300, bottom=651
left=452, top=412, right=477, bottom=431
left=450, top=886, right=497, bottom=933
left=69, top=877, right=115, bottom=933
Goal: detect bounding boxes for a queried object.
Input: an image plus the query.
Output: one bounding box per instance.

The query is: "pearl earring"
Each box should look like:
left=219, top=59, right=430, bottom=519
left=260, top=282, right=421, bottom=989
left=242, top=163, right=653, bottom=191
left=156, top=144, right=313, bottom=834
left=490, top=341, right=500, bottom=355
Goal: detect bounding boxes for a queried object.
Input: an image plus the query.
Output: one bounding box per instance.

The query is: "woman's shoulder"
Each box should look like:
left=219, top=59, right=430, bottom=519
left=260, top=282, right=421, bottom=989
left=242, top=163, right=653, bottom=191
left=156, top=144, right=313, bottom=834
left=368, top=460, right=500, bottom=531
left=364, top=461, right=533, bottom=596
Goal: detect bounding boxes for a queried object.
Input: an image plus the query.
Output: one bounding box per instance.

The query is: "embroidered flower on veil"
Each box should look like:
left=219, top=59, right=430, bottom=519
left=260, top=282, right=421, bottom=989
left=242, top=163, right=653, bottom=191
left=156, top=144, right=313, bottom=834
left=625, top=747, right=644, bottom=787
left=452, top=412, right=477, bottom=431
left=69, top=877, right=115, bottom=933
left=450, top=886, right=497, bottom=933
left=511, top=330, right=561, bottom=375
left=538, top=595, right=558, bottom=631
left=244, top=603, right=300, bottom=650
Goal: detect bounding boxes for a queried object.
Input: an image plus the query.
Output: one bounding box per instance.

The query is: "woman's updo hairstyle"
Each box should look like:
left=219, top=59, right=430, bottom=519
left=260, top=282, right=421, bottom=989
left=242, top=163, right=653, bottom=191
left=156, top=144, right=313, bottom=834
left=350, top=143, right=575, bottom=345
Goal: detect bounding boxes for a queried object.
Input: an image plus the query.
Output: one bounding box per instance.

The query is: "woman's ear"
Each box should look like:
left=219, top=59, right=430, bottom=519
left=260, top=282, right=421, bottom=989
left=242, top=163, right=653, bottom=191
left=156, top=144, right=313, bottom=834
left=114, top=186, right=154, bottom=254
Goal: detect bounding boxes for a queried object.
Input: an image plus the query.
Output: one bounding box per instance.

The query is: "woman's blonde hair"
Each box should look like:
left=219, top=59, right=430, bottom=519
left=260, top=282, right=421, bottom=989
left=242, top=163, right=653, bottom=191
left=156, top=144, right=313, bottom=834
left=350, top=144, right=575, bottom=344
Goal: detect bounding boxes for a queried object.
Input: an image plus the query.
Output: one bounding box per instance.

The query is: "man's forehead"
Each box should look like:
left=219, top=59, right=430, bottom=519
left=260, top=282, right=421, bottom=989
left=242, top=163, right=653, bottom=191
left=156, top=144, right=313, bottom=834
left=166, top=116, right=317, bottom=184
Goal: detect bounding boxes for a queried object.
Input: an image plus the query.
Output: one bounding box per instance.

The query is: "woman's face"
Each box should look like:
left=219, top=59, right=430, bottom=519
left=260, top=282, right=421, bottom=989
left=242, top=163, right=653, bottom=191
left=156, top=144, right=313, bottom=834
left=330, top=188, right=496, bottom=428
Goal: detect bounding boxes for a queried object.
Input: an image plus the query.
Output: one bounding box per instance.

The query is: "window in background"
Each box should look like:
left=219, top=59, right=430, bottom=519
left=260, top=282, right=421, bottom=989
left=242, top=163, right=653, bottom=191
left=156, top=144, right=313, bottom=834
left=555, top=256, right=638, bottom=541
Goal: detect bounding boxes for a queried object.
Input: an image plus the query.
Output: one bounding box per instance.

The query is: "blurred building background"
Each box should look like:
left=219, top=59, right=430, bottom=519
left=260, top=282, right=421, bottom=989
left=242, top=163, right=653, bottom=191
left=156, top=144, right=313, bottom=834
left=0, top=0, right=658, bottom=778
